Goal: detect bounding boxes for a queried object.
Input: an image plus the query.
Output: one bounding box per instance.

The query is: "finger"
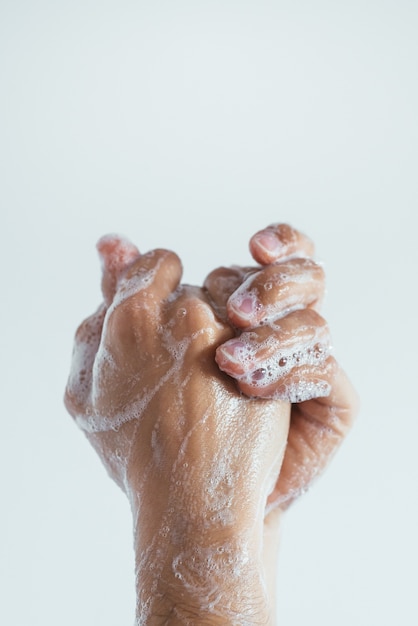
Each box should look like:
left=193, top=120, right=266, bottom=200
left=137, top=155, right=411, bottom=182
left=64, top=303, right=107, bottom=418
left=239, top=358, right=335, bottom=402
left=97, top=234, right=141, bottom=306
left=116, top=247, right=183, bottom=304
left=226, top=258, right=325, bottom=329
left=215, top=308, right=332, bottom=401
left=267, top=363, right=359, bottom=510
left=203, top=265, right=257, bottom=321
left=250, top=223, right=315, bottom=265
left=105, top=248, right=183, bottom=351
left=85, top=250, right=184, bottom=422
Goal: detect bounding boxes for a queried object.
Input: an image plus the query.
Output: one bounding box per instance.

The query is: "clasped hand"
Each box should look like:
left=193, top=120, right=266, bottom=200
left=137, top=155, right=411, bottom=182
left=64, top=223, right=357, bottom=624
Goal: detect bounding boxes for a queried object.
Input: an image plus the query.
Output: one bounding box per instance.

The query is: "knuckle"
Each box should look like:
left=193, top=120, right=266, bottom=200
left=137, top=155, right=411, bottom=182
left=106, top=300, right=140, bottom=349
left=176, top=296, right=212, bottom=328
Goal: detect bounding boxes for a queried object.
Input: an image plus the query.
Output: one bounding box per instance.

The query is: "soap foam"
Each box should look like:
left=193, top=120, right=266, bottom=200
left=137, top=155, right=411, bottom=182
left=221, top=322, right=332, bottom=401
left=66, top=305, right=106, bottom=406
left=229, top=259, right=322, bottom=324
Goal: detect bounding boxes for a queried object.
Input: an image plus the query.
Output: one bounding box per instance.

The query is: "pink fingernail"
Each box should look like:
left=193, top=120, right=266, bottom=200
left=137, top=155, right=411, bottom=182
left=253, top=231, right=281, bottom=254
left=218, top=340, right=247, bottom=363
left=228, top=294, right=261, bottom=321
left=239, top=297, right=256, bottom=314
left=216, top=340, right=250, bottom=377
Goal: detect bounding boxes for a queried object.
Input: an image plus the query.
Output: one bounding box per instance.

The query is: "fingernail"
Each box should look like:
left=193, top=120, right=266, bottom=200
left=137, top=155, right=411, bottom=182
left=228, top=293, right=261, bottom=321
left=253, top=231, right=281, bottom=254
left=217, top=340, right=246, bottom=362
left=216, top=340, right=249, bottom=375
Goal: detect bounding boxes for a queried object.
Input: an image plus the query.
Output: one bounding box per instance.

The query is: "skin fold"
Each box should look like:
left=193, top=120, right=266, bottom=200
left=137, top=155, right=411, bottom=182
left=64, top=223, right=358, bottom=625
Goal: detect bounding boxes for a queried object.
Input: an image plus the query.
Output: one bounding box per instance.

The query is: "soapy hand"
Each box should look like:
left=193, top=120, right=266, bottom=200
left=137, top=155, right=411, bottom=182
left=65, top=234, right=289, bottom=501
left=205, top=223, right=357, bottom=509
left=64, top=233, right=295, bottom=622
left=64, top=224, right=357, bottom=623
left=65, top=224, right=357, bottom=513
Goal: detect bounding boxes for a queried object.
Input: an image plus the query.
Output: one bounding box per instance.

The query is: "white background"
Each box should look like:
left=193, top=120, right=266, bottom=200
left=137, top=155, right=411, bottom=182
left=1, top=1, right=417, bottom=624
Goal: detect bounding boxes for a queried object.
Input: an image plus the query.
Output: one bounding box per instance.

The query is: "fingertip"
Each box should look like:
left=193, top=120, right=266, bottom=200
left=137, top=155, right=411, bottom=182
left=226, top=291, right=262, bottom=329
left=215, top=340, right=248, bottom=377
left=249, top=229, right=283, bottom=264
left=116, top=248, right=183, bottom=305
left=96, top=234, right=141, bottom=306
left=96, top=233, right=140, bottom=270
left=249, top=223, right=315, bottom=264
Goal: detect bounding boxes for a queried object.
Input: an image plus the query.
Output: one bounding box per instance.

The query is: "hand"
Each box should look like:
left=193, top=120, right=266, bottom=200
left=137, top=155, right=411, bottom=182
left=63, top=224, right=358, bottom=623
left=64, top=234, right=293, bottom=623
left=204, top=223, right=358, bottom=511
left=64, top=235, right=290, bottom=515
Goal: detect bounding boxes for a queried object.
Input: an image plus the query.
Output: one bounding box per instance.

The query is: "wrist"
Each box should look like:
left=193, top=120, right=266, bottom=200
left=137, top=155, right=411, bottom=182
left=133, top=509, right=271, bottom=625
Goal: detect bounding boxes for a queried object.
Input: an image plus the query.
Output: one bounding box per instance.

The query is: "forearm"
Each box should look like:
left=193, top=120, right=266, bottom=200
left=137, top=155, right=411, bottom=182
left=132, top=510, right=273, bottom=625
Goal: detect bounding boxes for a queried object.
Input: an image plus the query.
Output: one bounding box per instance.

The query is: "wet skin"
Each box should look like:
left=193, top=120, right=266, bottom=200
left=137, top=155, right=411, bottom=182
left=64, top=223, right=358, bottom=625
